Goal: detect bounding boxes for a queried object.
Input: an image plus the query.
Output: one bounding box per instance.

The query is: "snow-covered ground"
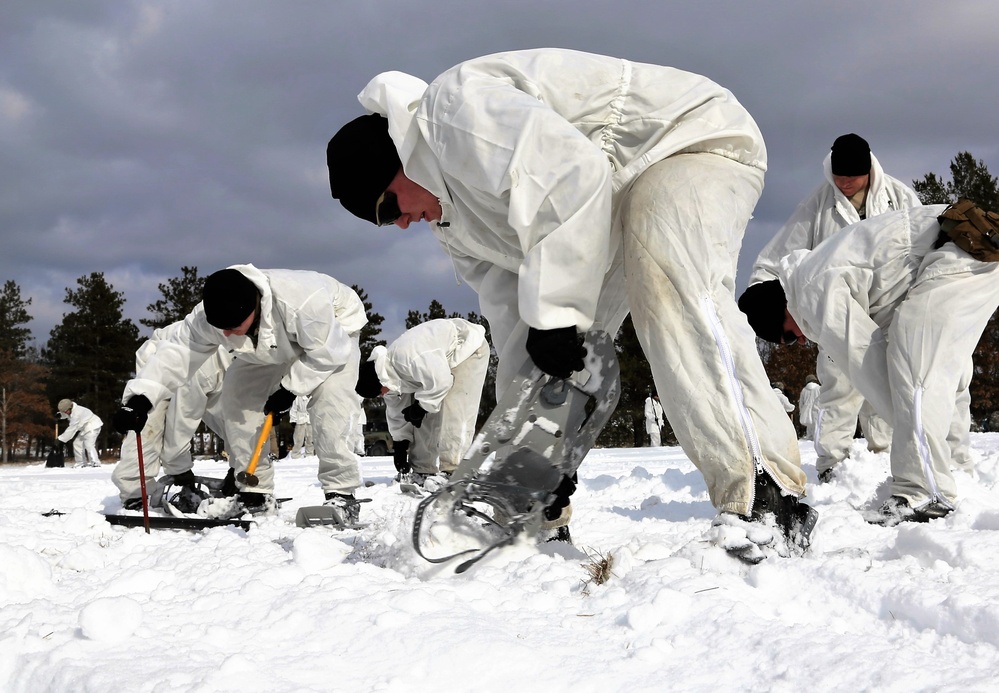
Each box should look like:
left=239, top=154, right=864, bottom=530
left=3, top=435, right=999, bottom=693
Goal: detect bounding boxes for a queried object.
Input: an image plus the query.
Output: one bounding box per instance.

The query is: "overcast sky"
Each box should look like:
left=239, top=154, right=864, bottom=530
left=3, top=0, right=997, bottom=349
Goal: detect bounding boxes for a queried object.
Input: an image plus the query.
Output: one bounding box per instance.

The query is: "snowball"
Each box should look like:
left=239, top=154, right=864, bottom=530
left=79, top=597, right=143, bottom=642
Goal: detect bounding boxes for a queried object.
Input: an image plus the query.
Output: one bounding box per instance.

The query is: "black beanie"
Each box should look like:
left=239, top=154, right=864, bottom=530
left=202, top=269, right=259, bottom=329
left=830, top=133, right=871, bottom=176
left=355, top=360, right=383, bottom=398
left=327, top=114, right=402, bottom=224
left=737, top=280, right=787, bottom=344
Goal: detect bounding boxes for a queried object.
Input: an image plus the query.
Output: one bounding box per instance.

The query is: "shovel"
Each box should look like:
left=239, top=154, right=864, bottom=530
left=236, top=413, right=273, bottom=487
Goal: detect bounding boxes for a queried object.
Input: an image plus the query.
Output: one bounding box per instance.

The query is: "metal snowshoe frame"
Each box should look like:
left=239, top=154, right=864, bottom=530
left=412, top=330, right=620, bottom=573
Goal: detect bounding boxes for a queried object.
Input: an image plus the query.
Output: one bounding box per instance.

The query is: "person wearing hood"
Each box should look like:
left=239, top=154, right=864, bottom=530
left=798, top=375, right=821, bottom=441
left=327, top=48, right=815, bottom=560
left=112, top=265, right=368, bottom=522
left=749, top=134, right=922, bottom=481
left=113, top=322, right=232, bottom=510
left=355, top=318, right=489, bottom=490
left=289, top=394, right=314, bottom=458
left=644, top=393, right=665, bottom=447
left=738, top=201, right=999, bottom=525
left=56, top=399, right=103, bottom=468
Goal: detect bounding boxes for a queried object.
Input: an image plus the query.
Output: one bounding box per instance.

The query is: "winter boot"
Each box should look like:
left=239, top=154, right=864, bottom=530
left=323, top=492, right=363, bottom=526
left=750, top=470, right=818, bottom=554
left=123, top=496, right=146, bottom=511
left=866, top=495, right=951, bottom=527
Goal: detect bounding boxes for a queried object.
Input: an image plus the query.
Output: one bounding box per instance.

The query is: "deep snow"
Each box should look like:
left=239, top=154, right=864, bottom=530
left=3, top=435, right=999, bottom=692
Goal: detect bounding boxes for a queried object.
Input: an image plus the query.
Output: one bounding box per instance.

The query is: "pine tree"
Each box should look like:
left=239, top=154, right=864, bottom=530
left=0, top=280, right=33, bottom=358
left=43, top=273, right=142, bottom=453
left=350, top=284, right=385, bottom=360
left=912, top=151, right=999, bottom=211
left=142, top=266, right=205, bottom=330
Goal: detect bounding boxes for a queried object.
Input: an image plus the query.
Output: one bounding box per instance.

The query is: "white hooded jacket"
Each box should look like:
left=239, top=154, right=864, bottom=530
left=750, top=152, right=921, bottom=285
left=123, top=265, right=366, bottom=406
left=58, top=402, right=102, bottom=442
left=371, top=318, right=487, bottom=414
left=358, top=48, right=766, bottom=341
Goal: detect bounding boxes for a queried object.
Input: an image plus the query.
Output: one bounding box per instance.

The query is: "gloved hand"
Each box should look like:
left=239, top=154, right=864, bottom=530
left=526, top=327, right=586, bottom=379
left=112, top=395, right=153, bottom=434
left=392, top=440, right=411, bottom=474
left=264, top=386, right=296, bottom=423
left=543, top=472, right=577, bottom=521
left=402, top=401, right=427, bottom=429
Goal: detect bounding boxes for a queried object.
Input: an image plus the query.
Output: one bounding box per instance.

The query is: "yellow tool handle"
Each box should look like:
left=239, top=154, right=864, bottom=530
left=245, top=413, right=274, bottom=477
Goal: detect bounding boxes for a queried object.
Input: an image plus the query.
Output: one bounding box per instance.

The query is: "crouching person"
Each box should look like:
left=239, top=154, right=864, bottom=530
left=113, top=323, right=231, bottom=511
left=355, top=318, right=489, bottom=490
left=57, top=399, right=103, bottom=468
left=739, top=201, right=999, bottom=525
left=112, top=265, right=368, bottom=522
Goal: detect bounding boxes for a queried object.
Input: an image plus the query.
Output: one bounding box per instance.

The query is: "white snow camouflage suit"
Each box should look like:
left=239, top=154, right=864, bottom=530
left=357, top=48, right=805, bottom=514
left=122, top=265, right=367, bottom=496
left=371, top=318, right=489, bottom=475
left=778, top=205, right=999, bottom=510
left=750, top=149, right=925, bottom=473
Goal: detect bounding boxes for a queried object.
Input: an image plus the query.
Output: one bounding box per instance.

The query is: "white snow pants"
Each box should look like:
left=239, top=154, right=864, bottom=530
left=224, top=342, right=362, bottom=496
left=622, top=154, right=805, bottom=516
left=292, top=422, right=314, bottom=456
left=813, top=348, right=893, bottom=476
left=490, top=153, right=805, bottom=516
left=646, top=421, right=662, bottom=447
left=406, top=342, right=490, bottom=475
left=818, top=247, right=999, bottom=509
left=113, top=366, right=225, bottom=502
left=73, top=427, right=101, bottom=467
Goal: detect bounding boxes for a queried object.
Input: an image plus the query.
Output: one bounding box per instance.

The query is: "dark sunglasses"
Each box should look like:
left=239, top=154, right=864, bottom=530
left=375, top=191, right=401, bottom=227
left=782, top=330, right=799, bottom=345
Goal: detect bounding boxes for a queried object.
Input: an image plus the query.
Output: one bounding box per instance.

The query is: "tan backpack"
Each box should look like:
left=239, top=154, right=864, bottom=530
left=938, top=198, right=999, bottom=262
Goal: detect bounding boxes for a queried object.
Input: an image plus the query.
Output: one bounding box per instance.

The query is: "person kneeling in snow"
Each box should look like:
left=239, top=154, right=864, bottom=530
left=57, top=399, right=103, bottom=468
left=112, top=265, right=368, bottom=523
left=355, top=318, right=489, bottom=492
left=739, top=201, right=999, bottom=526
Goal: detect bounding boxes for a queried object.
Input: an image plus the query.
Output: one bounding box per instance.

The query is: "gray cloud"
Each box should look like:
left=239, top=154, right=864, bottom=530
left=3, top=0, right=997, bottom=350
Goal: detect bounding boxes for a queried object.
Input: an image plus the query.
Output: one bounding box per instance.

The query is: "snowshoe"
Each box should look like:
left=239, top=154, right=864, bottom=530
left=294, top=493, right=371, bottom=529
left=411, top=330, right=620, bottom=572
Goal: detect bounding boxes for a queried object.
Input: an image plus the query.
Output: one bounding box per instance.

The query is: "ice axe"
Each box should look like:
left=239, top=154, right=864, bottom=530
left=236, top=413, right=273, bottom=487
left=135, top=431, right=151, bottom=534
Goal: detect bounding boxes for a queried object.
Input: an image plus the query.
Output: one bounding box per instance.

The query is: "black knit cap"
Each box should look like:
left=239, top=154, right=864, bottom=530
left=202, top=269, right=260, bottom=330
left=355, top=360, right=383, bottom=398
left=737, top=280, right=787, bottom=344
left=830, top=133, right=871, bottom=176
left=327, top=114, right=402, bottom=224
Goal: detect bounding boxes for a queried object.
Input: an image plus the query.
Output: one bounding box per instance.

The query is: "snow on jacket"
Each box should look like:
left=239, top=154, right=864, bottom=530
left=371, top=318, right=487, bottom=417
left=58, top=402, right=102, bottom=442
left=123, top=265, right=366, bottom=406
left=750, top=151, right=921, bottom=285
left=358, top=48, right=766, bottom=338
left=798, top=382, right=821, bottom=427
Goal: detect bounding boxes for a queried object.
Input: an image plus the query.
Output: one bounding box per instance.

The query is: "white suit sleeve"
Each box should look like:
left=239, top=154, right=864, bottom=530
left=425, top=76, right=613, bottom=331
left=749, top=185, right=825, bottom=285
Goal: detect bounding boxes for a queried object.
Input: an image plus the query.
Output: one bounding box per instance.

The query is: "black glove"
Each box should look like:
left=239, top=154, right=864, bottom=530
left=113, top=395, right=153, bottom=434
left=392, top=440, right=411, bottom=474
left=543, top=472, right=577, bottom=521
left=526, top=327, right=586, bottom=379
left=402, top=401, right=427, bottom=429
left=264, top=386, right=296, bottom=423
